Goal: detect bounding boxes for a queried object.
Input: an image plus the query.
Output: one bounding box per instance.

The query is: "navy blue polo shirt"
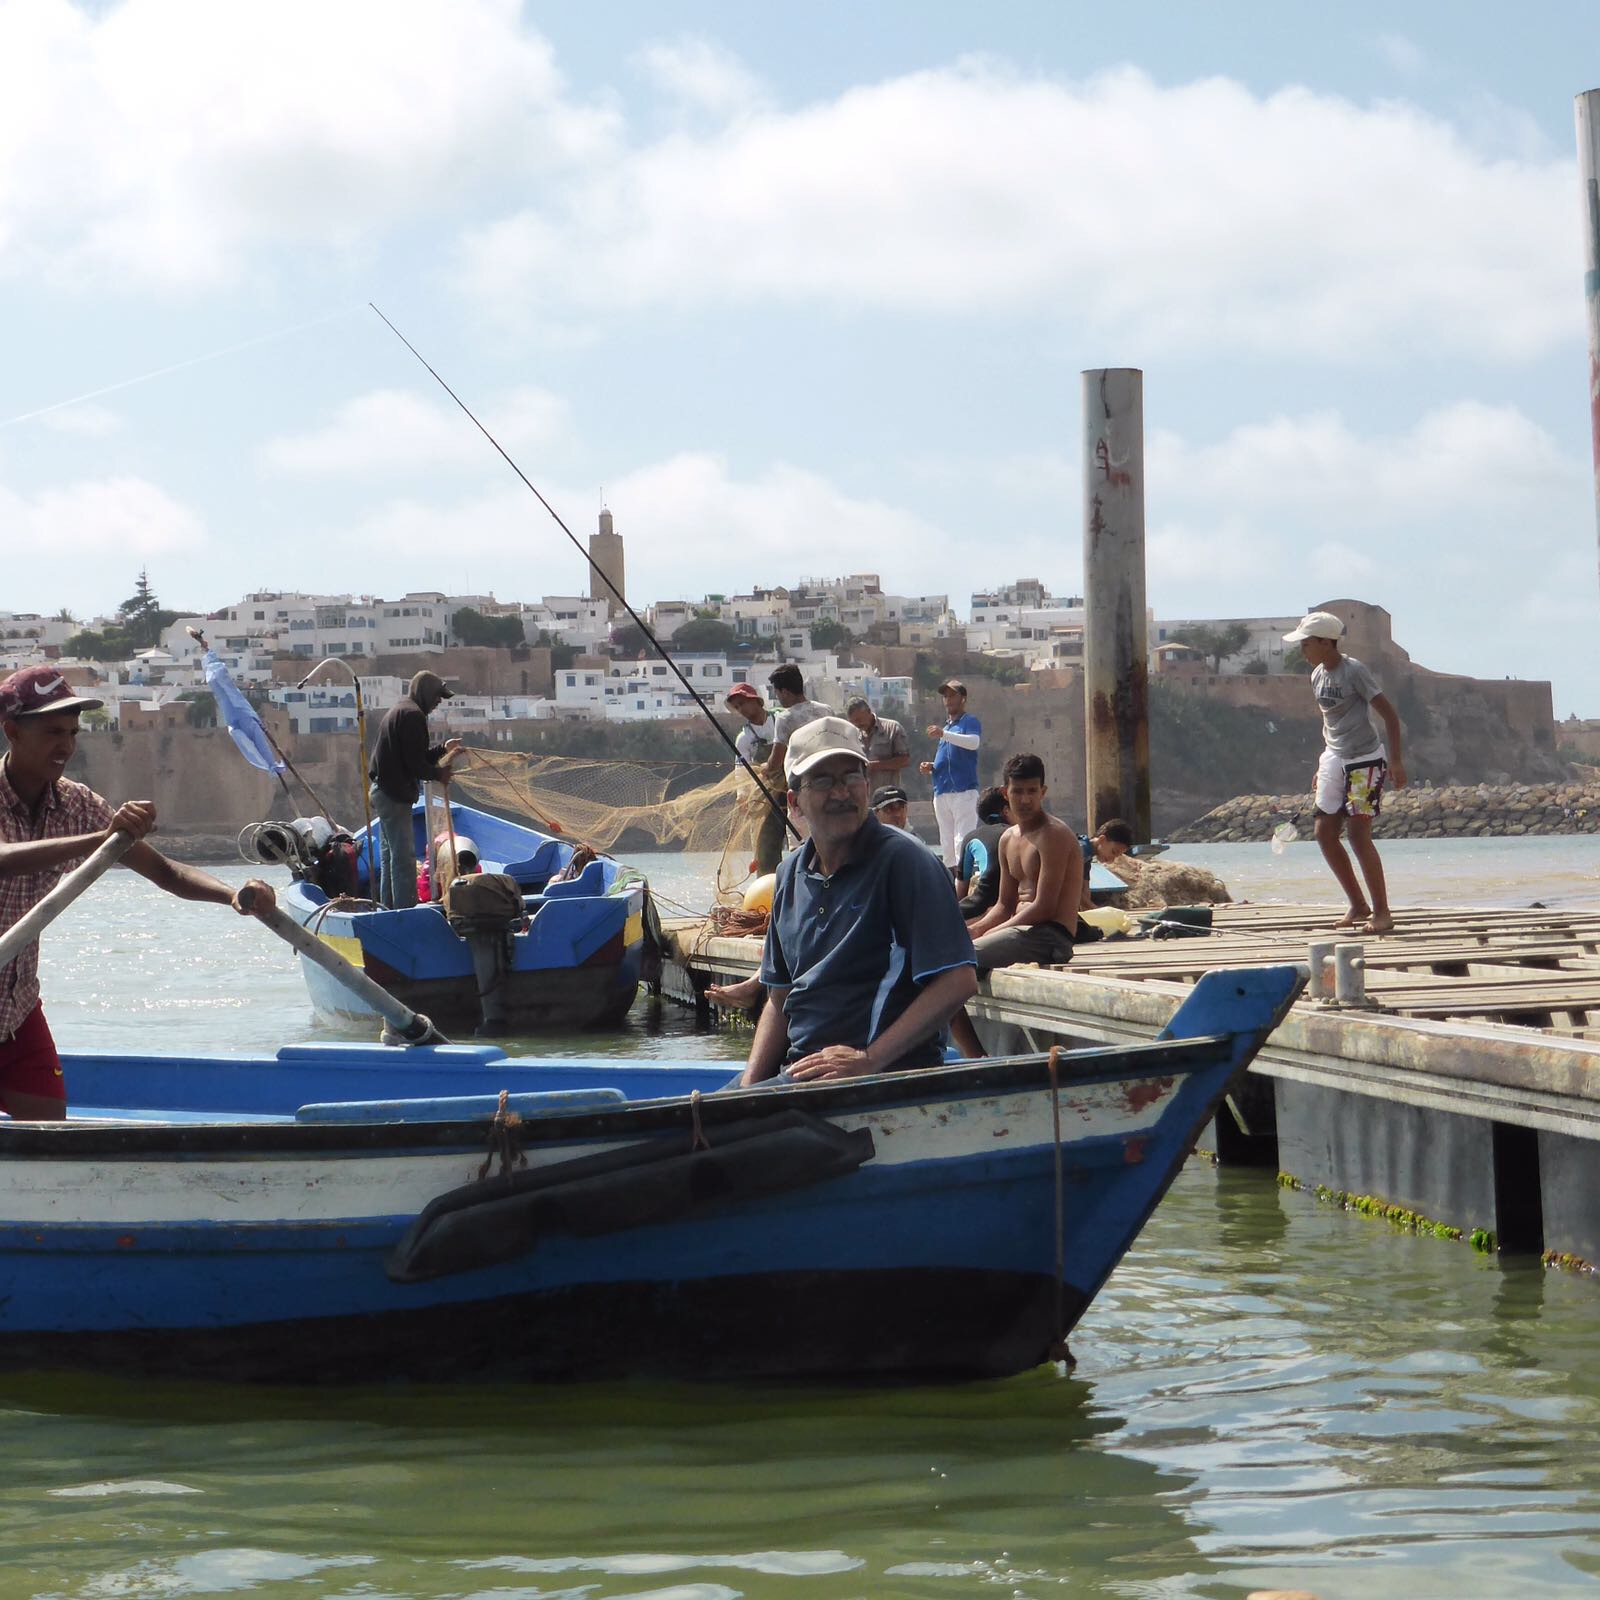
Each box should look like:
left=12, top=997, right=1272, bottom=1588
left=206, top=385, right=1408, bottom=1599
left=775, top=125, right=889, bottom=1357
left=759, top=814, right=976, bottom=1070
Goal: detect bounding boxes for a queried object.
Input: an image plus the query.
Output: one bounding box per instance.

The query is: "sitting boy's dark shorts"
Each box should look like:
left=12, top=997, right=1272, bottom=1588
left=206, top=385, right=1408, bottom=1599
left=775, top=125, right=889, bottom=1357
left=972, top=921, right=1075, bottom=974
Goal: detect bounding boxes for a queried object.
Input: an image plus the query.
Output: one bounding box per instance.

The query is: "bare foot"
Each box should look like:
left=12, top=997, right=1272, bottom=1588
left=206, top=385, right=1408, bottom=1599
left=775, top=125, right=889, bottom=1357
left=1358, top=912, right=1395, bottom=936
left=706, top=976, right=762, bottom=1009
left=1332, top=907, right=1371, bottom=929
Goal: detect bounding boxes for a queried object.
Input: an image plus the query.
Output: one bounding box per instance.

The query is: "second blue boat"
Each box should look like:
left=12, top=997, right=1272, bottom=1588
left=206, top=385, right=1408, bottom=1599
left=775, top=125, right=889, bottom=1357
left=277, top=799, right=649, bottom=1035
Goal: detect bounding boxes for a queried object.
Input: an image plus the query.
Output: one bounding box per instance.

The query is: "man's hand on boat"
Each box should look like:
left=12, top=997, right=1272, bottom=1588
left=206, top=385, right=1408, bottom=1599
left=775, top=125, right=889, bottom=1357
left=786, top=1044, right=876, bottom=1081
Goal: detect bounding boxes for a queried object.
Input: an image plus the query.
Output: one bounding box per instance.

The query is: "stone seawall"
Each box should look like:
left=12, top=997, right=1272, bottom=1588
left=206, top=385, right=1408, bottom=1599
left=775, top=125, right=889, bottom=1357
left=1170, top=780, right=1600, bottom=844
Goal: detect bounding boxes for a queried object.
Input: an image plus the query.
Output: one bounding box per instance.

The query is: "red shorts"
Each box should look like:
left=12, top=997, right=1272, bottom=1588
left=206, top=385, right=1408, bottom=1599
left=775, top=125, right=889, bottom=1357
left=0, top=1003, right=66, bottom=1109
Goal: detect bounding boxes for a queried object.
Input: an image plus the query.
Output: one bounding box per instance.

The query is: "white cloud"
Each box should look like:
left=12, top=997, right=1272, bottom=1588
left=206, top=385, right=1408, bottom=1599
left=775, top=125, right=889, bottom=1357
left=1147, top=402, right=1583, bottom=530
left=633, top=37, right=769, bottom=118
left=344, top=452, right=966, bottom=603
left=260, top=387, right=569, bottom=478
left=37, top=403, right=122, bottom=437
left=0, top=0, right=615, bottom=287
left=457, top=61, right=1575, bottom=361
left=1, top=475, right=206, bottom=561
left=1133, top=403, right=1592, bottom=688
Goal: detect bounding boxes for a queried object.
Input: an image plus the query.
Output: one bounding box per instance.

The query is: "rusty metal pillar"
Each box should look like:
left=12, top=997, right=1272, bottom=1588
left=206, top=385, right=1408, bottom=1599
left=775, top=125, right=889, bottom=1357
left=1082, top=367, right=1151, bottom=840
left=1578, top=91, right=1600, bottom=585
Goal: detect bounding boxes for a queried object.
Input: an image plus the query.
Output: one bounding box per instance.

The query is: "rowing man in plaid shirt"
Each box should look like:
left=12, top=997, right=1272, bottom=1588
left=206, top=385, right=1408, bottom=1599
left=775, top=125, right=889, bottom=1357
left=0, top=665, right=276, bottom=1121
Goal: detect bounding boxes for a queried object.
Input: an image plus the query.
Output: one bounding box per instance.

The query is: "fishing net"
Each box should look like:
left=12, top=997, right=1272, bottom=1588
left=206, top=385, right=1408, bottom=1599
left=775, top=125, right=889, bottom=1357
left=448, top=749, right=780, bottom=909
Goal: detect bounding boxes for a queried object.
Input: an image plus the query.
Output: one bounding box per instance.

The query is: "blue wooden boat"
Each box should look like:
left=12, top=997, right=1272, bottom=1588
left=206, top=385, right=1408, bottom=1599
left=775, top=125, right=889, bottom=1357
left=279, top=800, right=649, bottom=1034
left=0, top=966, right=1302, bottom=1383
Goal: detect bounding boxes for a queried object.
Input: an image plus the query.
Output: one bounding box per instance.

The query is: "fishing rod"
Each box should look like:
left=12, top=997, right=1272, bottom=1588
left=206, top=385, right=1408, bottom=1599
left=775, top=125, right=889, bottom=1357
left=369, top=304, right=799, bottom=843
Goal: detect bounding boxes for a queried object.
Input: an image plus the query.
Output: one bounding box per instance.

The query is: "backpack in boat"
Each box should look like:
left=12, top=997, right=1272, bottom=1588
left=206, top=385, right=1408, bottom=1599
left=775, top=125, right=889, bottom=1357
left=444, top=872, right=525, bottom=930
left=310, top=832, right=360, bottom=898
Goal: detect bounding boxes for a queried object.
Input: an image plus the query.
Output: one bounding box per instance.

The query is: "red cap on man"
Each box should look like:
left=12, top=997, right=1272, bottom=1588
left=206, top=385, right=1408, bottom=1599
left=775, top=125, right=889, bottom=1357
left=724, top=683, right=763, bottom=704
left=0, top=665, right=104, bottom=722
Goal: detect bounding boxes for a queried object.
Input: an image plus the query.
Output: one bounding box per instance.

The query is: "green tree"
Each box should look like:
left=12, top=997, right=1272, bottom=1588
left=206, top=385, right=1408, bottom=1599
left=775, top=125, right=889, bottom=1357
left=1170, top=623, right=1251, bottom=674
left=532, top=629, right=580, bottom=671
left=113, top=569, right=180, bottom=651
left=64, top=629, right=123, bottom=661
left=610, top=622, right=651, bottom=658
left=671, top=618, right=738, bottom=654
left=452, top=606, right=525, bottom=648
left=178, top=690, right=217, bottom=728
left=808, top=619, right=854, bottom=652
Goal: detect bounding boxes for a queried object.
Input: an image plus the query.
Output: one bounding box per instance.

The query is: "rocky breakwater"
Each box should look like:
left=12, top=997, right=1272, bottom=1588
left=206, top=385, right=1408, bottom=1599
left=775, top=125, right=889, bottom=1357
left=1170, top=779, right=1600, bottom=845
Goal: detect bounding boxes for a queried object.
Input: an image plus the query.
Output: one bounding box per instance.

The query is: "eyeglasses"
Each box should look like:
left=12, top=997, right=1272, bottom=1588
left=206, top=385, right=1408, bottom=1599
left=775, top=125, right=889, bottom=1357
left=797, top=768, right=869, bottom=794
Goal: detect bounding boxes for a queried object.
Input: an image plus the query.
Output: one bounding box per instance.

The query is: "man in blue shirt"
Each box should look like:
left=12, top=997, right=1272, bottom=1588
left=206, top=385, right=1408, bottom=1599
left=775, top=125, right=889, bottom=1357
left=739, top=717, right=977, bottom=1085
left=918, top=678, right=982, bottom=870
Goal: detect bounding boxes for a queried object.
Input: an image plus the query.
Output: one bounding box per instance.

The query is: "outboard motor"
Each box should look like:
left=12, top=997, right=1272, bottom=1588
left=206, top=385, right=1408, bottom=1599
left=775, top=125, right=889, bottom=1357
left=444, top=873, right=526, bottom=1036
left=240, top=816, right=360, bottom=897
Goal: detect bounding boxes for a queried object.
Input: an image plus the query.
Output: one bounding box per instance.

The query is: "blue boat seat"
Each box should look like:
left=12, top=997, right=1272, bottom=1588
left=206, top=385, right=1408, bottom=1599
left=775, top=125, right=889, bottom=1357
left=501, top=838, right=566, bottom=892
left=274, top=1042, right=511, bottom=1066
left=542, top=860, right=608, bottom=899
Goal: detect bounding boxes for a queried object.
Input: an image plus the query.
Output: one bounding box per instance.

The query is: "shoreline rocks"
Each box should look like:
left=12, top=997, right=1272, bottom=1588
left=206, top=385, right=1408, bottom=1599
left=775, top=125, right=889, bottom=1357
left=1169, top=780, right=1600, bottom=844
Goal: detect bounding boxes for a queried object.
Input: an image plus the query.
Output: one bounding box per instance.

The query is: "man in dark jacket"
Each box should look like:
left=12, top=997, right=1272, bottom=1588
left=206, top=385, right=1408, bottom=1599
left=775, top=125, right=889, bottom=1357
left=367, top=670, right=463, bottom=908
left=956, top=786, right=1011, bottom=920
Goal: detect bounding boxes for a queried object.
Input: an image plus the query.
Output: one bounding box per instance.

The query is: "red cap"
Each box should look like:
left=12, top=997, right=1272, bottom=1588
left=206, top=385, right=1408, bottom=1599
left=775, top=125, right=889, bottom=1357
left=724, top=682, right=762, bottom=702
left=0, top=665, right=104, bottom=722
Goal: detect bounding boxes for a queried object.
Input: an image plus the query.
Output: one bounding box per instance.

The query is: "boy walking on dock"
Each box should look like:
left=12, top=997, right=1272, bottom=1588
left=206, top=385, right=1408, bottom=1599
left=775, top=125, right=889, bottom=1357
left=1285, top=610, right=1407, bottom=935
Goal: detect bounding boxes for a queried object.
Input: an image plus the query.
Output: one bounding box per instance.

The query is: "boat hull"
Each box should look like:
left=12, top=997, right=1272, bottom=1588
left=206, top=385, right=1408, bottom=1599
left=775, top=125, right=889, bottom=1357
left=295, top=919, right=644, bottom=1032
left=0, top=967, right=1305, bottom=1383
left=0, top=1267, right=1073, bottom=1384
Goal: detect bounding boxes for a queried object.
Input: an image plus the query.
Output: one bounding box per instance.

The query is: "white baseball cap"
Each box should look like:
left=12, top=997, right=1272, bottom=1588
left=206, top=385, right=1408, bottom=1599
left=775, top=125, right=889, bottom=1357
left=784, top=716, right=870, bottom=785
left=1283, top=610, right=1344, bottom=643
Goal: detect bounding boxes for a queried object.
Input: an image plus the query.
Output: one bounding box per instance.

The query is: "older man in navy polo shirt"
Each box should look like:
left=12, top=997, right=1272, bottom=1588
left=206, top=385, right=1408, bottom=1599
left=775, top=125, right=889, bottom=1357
left=738, top=717, right=977, bottom=1086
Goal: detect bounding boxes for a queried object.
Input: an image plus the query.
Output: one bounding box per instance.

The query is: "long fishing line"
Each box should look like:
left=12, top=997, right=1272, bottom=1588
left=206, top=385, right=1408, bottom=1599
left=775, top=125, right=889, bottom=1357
left=368, top=303, right=798, bottom=840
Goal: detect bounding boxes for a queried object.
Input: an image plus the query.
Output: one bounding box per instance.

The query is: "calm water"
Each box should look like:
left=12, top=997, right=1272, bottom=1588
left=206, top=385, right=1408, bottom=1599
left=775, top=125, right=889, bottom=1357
left=12, top=840, right=1600, bottom=1598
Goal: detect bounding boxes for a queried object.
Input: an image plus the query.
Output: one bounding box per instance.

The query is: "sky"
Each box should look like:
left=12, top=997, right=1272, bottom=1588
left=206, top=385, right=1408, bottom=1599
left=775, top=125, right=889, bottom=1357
left=2, top=1, right=1599, bottom=709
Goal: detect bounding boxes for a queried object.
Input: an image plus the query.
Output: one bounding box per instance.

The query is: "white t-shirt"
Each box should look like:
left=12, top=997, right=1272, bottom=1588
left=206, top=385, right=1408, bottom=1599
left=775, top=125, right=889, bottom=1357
left=735, top=716, right=775, bottom=766
left=771, top=699, right=830, bottom=746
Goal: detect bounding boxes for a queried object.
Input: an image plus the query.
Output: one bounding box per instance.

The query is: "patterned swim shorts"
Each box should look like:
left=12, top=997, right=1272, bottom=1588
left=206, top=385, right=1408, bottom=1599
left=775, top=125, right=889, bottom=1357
left=1315, top=748, right=1387, bottom=818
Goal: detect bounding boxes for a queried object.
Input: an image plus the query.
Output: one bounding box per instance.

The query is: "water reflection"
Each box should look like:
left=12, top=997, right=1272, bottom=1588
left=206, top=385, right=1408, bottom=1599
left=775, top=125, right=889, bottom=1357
left=3, top=1367, right=1215, bottom=1600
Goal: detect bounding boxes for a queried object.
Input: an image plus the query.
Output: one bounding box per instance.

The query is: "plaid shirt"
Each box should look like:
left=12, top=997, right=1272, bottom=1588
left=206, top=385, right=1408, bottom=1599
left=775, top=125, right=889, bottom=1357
left=0, top=756, right=114, bottom=1039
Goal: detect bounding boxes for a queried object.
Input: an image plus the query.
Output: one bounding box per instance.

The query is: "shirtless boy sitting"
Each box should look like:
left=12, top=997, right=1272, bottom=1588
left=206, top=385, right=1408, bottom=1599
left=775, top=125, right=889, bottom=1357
left=948, top=752, right=1082, bottom=1056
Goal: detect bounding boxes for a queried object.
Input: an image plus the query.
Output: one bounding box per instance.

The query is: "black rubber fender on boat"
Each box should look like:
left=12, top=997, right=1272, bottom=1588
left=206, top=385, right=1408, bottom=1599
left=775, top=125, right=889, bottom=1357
left=386, top=1109, right=877, bottom=1283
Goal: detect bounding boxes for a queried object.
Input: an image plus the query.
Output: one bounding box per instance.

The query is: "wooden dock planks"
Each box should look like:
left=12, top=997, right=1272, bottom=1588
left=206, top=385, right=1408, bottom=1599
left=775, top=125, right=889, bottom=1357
left=1061, top=904, right=1600, bottom=1032
left=664, top=901, right=1600, bottom=1036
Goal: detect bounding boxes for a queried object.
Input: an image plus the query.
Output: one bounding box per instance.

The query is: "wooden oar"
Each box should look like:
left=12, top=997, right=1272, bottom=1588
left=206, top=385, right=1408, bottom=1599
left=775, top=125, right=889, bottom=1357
left=239, top=889, right=449, bottom=1046
left=0, top=831, right=136, bottom=972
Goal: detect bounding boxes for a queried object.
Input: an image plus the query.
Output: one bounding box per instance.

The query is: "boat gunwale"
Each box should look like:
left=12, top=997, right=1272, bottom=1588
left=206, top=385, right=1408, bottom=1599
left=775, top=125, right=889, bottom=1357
left=0, top=1032, right=1238, bottom=1159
